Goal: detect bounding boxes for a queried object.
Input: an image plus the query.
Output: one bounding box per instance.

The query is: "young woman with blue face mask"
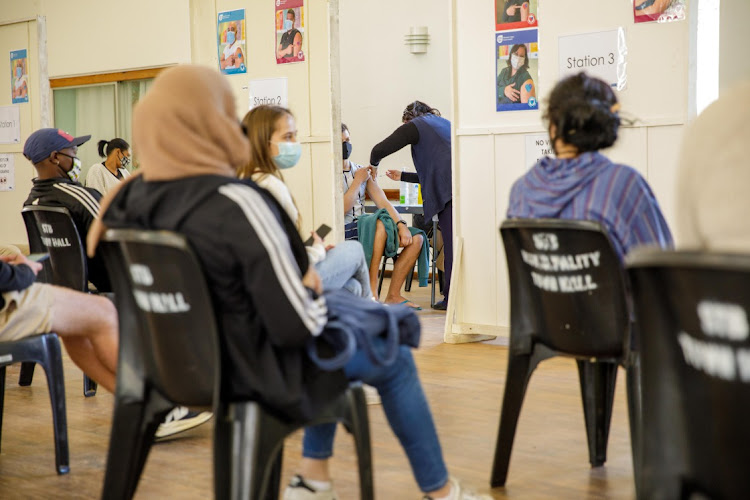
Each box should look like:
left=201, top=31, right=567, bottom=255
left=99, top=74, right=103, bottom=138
left=239, top=105, right=373, bottom=299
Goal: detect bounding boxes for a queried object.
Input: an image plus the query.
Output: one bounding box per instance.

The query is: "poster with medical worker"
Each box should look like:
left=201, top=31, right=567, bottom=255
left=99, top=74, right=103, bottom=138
left=275, top=0, right=305, bottom=65
left=496, top=29, right=539, bottom=112
left=217, top=9, right=247, bottom=75
left=10, top=50, right=28, bottom=104
left=495, top=0, right=538, bottom=31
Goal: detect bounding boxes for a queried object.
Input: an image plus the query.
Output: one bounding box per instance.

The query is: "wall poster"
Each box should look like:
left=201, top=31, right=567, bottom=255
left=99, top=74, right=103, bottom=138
left=495, top=0, right=538, bottom=31
left=276, top=0, right=305, bottom=64
left=218, top=9, right=247, bottom=74
left=0, top=154, right=15, bottom=191
left=496, top=29, right=539, bottom=112
left=10, top=49, right=28, bottom=104
left=633, top=0, right=687, bottom=24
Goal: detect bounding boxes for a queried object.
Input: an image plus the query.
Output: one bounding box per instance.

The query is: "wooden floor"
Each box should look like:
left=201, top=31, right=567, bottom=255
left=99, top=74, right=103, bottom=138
left=0, top=281, right=635, bottom=499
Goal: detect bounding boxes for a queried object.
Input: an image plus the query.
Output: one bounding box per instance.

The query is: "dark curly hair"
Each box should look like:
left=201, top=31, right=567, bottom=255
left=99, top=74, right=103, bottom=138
left=402, top=100, right=441, bottom=123
left=545, top=73, right=620, bottom=154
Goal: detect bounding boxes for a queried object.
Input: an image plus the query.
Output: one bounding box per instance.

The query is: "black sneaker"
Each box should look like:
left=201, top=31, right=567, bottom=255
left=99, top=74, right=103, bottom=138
left=432, top=299, right=448, bottom=311
left=282, top=474, right=338, bottom=500
left=155, top=406, right=212, bottom=440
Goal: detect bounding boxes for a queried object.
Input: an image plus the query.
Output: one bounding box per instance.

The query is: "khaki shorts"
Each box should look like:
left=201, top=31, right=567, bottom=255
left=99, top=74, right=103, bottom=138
left=0, top=283, right=55, bottom=341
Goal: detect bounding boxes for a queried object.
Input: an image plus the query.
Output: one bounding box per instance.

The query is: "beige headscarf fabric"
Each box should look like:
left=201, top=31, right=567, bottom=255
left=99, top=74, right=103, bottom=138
left=675, top=81, right=750, bottom=252
left=133, top=64, right=250, bottom=181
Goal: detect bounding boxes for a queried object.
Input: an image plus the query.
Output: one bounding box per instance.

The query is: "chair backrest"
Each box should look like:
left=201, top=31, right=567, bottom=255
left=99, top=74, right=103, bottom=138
left=500, top=218, right=630, bottom=357
left=21, top=208, right=52, bottom=284
left=99, top=229, right=219, bottom=407
left=21, top=206, right=87, bottom=291
left=627, top=249, right=750, bottom=499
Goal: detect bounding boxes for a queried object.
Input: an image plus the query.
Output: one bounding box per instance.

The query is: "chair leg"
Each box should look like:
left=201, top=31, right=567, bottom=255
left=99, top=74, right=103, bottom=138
left=346, top=385, right=374, bottom=500
left=218, top=402, right=291, bottom=500
left=18, top=362, right=35, bottom=386
left=101, top=394, right=166, bottom=500
left=577, top=360, right=618, bottom=467
left=83, top=375, right=98, bottom=397
left=39, top=334, right=70, bottom=475
left=377, top=256, right=387, bottom=298
left=404, top=259, right=414, bottom=292
left=490, top=353, right=536, bottom=487
left=0, top=366, right=5, bottom=454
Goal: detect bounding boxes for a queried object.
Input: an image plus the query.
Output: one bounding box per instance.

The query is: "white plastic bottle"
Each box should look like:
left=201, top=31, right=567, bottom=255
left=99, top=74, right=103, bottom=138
left=409, top=183, right=419, bottom=206
left=399, top=167, right=407, bottom=205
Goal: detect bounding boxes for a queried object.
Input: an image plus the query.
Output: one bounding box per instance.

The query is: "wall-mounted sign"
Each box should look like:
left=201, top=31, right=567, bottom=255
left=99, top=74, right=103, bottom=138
left=275, top=0, right=305, bottom=65
left=0, top=105, right=21, bottom=144
left=248, top=77, right=289, bottom=110
left=525, top=133, right=553, bottom=168
left=217, top=9, right=247, bottom=75
left=0, top=154, right=15, bottom=191
left=558, top=29, right=627, bottom=90
left=496, top=29, right=539, bottom=112
left=10, top=49, right=28, bottom=104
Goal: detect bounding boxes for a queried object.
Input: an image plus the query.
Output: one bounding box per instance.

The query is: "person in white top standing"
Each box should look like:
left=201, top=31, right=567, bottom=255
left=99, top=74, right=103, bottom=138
left=86, top=138, right=131, bottom=196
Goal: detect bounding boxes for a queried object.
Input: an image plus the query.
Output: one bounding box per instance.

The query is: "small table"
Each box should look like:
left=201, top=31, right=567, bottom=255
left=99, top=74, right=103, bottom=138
left=364, top=204, right=440, bottom=307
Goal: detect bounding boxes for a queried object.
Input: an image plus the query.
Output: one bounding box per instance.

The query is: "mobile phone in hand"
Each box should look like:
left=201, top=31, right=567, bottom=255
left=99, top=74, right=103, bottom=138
left=304, top=224, right=332, bottom=246
left=27, top=253, right=50, bottom=262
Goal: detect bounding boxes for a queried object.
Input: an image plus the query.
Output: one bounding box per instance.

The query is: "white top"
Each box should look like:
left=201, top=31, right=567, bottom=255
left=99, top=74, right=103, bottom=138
left=85, top=162, right=131, bottom=196
left=222, top=41, right=242, bottom=68
left=343, top=161, right=367, bottom=224
left=251, top=172, right=326, bottom=265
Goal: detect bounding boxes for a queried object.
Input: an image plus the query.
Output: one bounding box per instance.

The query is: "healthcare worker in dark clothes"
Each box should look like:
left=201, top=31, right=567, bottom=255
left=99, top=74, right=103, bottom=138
left=371, top=100, right=453, bottom=311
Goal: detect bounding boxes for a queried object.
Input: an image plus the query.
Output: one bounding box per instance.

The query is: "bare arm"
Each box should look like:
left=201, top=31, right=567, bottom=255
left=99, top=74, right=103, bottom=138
left=343, top=167, right=370, bottom=214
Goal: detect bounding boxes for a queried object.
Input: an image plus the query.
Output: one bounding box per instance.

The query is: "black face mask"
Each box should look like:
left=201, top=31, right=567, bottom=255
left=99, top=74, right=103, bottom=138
left=342, top=141, right=353, bottom=160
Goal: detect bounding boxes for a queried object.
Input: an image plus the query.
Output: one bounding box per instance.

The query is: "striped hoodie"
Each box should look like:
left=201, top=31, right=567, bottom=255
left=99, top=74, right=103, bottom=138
left=507, top=152, right=673, bottom=259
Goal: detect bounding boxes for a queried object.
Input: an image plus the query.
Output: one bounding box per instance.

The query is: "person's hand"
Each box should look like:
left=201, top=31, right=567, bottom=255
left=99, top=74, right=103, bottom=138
left=506, top=4, right=519, bottom=15
left=504, top=83, right=520, bottom=102
left=366, top=165, right=378, bottom=177
left=311, top=231, right=324, bottom=246
left=397, top=223, right=413, bottom=247
left=386, top=169, right=401, bottom=181
left=0, top=253, right=42, bottom=275
left=302, top=267, right=323, bottom=295
left=353, top=167, right=370, bottom=185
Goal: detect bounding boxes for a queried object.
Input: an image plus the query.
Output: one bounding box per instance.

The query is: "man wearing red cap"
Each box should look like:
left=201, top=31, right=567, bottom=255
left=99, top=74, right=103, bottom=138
left=23, top=128, right=111, bottom=292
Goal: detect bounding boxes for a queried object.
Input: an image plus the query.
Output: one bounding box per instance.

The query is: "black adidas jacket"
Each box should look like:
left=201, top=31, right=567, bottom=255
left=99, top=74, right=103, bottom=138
left=24, top=177, right=111, bottom=292
left=102, top=175, right=346, bottom=422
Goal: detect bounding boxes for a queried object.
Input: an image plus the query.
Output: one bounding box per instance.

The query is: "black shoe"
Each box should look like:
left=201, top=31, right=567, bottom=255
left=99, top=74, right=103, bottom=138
left=155, top=406, right=212, bottom=440
left=432, top=299, right=448, bottom=311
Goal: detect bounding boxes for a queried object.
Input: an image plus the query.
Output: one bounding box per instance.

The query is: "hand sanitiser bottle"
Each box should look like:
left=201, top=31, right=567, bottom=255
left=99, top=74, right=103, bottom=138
left=399, top=167, right=407, bottom=204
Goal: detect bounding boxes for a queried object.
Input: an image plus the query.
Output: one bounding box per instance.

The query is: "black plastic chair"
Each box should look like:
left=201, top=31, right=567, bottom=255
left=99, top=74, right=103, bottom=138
left=0, top=333, right=69, bottom=474
left=20, top=206, right=98, bottom=397
left=99, top=229, right=373, bottom=500
left=491, top=218, right=639, bottom=487
left=627, top=249, right=750, bottom=500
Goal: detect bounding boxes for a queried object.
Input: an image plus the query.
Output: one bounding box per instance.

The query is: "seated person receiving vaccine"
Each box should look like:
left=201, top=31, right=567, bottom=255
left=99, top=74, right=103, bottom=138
left=342, top=123, right=425, bottom=310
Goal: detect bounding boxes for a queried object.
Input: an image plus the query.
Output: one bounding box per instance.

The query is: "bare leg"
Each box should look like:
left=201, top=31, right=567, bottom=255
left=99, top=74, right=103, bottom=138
left=384, top=234, right=423, bottom=307
left=298, top=457, right=332, bottom=481
left=369, top=220, right=387, bottom=298
left=49, top=286, right=118, bottom=392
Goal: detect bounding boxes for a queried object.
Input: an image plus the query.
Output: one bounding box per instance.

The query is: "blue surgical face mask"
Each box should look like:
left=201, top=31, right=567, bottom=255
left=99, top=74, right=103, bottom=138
left=226, top=30, right=236, bottom=45
left=272, top=141, right=302, bottom=169
left=284, top=19, right=293, bottom=31
left=15, top=67, right=22, bottom=79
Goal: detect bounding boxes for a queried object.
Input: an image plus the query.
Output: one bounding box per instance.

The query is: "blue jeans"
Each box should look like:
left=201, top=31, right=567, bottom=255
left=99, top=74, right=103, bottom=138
left=315, top=240, right=372, bottom=298
left=302, top=342, right=449, bottom=492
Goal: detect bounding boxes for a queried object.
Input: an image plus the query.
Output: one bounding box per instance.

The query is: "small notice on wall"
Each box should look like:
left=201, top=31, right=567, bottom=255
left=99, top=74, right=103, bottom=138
left=276, top=0, right=305, bottom=64
left=0, top=154, right=15, bottom=191
left=217, top=9, right=247, bottom=75
left=558, top=29, right=627, bottom=90
left=249, top=78, right=289, bottom=110
left=525, top=133, right=553, bottom=168
left=10, top=49, right=28, bottom=104
left=0, top=105, right=21, bottom=144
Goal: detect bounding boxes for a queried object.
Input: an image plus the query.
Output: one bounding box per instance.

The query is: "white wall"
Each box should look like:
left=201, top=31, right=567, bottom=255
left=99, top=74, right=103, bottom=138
left=720, top=0, right=750, bottom=94
left=339, top=0, right=451, bottom=188
left=451, top=0, right=691, bottom=333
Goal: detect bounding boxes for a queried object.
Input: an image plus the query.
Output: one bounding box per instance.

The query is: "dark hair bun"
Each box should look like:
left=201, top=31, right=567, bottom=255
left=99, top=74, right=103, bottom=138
left=97, top=139, right=108, bottom=158
left=545, top=73, right=620, bottom=153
